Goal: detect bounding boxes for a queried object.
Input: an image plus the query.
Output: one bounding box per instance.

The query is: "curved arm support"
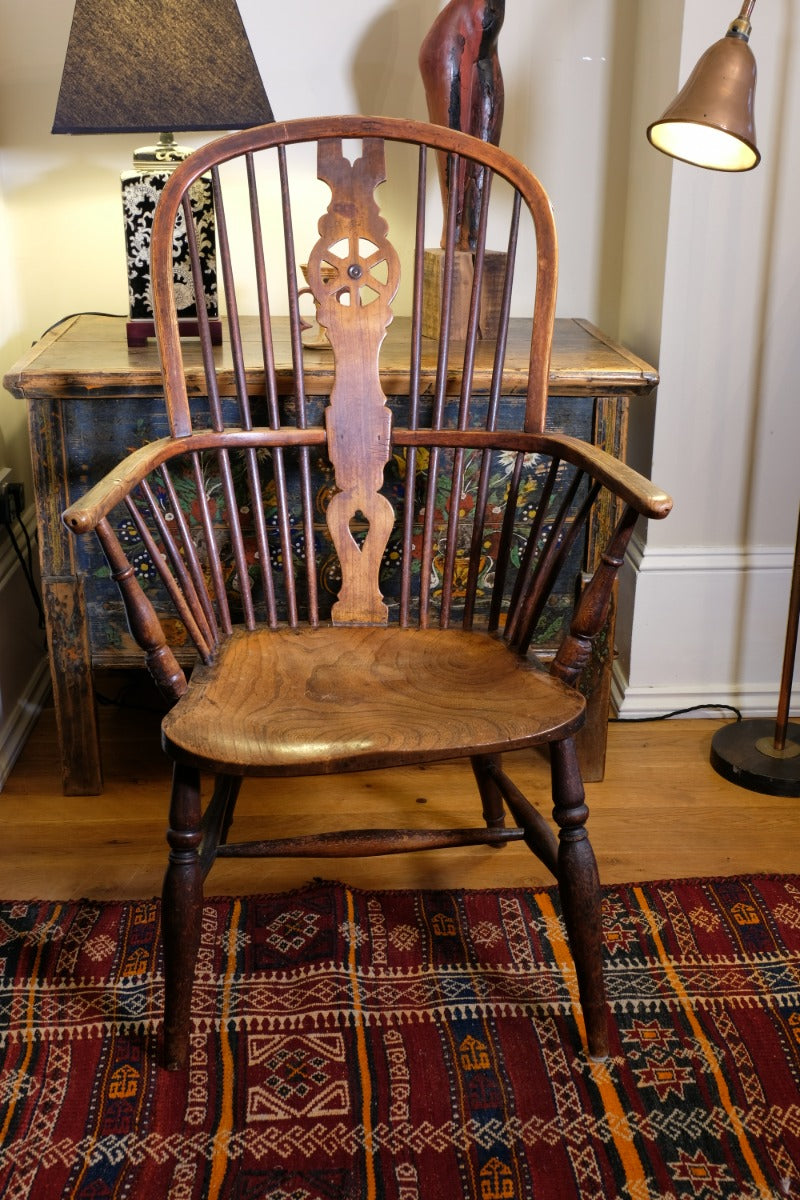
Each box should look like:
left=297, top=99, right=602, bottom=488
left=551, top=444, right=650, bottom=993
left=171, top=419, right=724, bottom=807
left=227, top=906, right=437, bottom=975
left=550, top=503, right=640, bottom=690
left=96, top=517, right=188, bottom=703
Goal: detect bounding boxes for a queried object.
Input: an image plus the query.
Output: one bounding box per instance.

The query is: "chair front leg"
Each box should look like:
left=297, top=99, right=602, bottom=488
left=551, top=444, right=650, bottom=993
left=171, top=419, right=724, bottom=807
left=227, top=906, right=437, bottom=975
left=550, top=737, right=609, bottom=1060
left=162, top=761, right=204, bottom=1071
left=471, top=754, right=506, bottom=832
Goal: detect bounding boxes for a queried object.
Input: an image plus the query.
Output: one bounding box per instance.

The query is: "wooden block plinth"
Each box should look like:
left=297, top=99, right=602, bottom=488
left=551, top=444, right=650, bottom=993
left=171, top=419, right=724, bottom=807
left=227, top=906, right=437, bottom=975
left=421, top=249, right=508, bottom=341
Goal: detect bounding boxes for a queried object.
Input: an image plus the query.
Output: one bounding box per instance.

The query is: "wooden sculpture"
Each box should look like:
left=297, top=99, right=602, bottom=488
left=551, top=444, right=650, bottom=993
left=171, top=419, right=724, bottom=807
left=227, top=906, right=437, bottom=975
left=419, top=0, right=506, bottom=251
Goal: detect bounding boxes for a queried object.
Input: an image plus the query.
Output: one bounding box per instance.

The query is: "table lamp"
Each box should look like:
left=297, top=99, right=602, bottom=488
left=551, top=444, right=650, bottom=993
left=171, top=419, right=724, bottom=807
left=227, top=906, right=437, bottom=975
left=648, top=3, right=800, bottom=794
left=52, top=0, right=274, bottom=347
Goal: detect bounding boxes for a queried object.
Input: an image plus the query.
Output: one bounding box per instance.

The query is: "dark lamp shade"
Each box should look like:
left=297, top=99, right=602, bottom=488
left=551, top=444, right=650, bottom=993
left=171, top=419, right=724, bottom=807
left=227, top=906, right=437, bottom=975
left=647, top=35, right=759, bottom=171
left=52, top=0, right=273, bottom=135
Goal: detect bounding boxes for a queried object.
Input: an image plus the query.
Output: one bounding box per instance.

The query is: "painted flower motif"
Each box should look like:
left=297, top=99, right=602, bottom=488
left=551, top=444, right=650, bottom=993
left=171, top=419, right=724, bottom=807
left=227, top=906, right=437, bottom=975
left=242, top=538, right=260, bottom=567
left=116, top=518, right=142, bottom=547
left=160, top=618, right=188, bottom=647
left=131, top=549, right=158, bottom=582
left=495, top=449, right=522, bottom=480
left=518, top=481, right=541, bottom=524
left=430, top=546, right=487, bottom=599
left=456, top=492, right=475, bottom=520
left=190, top=495, right=218, bottom=524
left=381, top=542, right=402, bottom=570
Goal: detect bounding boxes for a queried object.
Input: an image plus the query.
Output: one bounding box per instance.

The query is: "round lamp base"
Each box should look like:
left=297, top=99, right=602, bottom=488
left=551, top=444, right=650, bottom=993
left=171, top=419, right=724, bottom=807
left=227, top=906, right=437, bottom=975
left=710, top=719, right=800, bottom=797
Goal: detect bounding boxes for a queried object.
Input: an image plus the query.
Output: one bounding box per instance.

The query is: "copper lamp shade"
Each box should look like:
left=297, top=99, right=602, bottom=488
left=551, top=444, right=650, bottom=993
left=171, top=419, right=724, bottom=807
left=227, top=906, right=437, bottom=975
left=647, top=8, right=759, bottom=172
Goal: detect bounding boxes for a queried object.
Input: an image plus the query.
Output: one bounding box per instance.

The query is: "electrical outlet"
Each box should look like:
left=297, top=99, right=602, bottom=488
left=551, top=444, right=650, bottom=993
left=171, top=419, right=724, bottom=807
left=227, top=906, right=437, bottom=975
left=0, top=471, right=25, bottom=525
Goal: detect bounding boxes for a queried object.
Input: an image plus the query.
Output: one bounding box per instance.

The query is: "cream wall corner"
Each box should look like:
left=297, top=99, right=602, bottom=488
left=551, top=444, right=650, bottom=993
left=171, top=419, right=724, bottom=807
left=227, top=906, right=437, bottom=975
left=614, top=0, right=800, bottom=719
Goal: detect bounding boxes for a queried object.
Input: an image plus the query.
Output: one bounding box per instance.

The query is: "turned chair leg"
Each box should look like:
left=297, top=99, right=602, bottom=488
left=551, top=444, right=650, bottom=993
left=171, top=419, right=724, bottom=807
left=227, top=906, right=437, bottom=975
left=471, top=753, right=507, bottom=832
left=162, top=762, right=204, bottom=1071
left=550, top=737, right=609, bottom=1060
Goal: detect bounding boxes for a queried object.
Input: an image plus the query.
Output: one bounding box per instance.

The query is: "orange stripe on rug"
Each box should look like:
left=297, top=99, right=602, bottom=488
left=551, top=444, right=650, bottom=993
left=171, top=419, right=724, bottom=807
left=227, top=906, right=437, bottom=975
left=207, top=898, right=242, bottom=1200
left=634, top=885, right=772, bottom=1194
left=346, top=885, right=377, bottom=1200
left=0, top=903, right=63, bottom=1148
left=536, top=891, right=649, bottom=1194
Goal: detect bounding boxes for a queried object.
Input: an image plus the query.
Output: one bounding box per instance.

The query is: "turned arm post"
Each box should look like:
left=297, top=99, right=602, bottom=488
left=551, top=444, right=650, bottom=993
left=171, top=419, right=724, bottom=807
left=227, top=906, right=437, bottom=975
left=550, top=502, right=639, bottom=690
left=95, top=517, right=188, bottom=703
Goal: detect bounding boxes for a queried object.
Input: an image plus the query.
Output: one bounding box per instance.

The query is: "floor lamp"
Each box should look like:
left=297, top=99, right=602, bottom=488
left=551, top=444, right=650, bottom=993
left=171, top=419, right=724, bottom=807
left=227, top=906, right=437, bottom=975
left=647, top=1, right=800, bottom=796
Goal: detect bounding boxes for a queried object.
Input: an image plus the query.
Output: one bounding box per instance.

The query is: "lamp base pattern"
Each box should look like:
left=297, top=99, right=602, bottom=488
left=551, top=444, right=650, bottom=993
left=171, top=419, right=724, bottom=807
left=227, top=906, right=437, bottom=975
left=121, top=169, right=218, bottom=322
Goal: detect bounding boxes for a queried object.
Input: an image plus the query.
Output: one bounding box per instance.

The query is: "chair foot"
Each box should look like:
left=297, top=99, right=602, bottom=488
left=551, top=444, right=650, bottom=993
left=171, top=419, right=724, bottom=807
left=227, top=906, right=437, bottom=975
left=163, top=1040, right=190, bottom=1072
left=584, top=1000, right=611, bottom=1060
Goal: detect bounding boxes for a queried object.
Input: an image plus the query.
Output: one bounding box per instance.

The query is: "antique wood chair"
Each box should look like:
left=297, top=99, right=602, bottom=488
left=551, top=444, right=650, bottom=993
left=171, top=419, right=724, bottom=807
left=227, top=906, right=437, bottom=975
left=63, top=116, right=671, bottom=1070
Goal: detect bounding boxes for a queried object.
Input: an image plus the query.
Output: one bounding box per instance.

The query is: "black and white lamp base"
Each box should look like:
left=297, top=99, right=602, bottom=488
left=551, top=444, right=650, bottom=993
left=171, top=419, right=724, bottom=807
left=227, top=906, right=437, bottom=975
left=121, top=134, right=222, bottom=348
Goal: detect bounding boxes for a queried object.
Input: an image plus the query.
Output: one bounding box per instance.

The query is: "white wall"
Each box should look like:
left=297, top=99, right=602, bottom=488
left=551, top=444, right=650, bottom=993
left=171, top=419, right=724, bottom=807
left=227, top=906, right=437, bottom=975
left=0, top=0, right=797, bottom=755
left=616, top=0, right=800, bottom=717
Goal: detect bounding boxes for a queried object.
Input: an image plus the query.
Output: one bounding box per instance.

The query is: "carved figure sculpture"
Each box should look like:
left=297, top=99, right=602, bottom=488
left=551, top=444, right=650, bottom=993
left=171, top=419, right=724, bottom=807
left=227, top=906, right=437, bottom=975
left=419, top=0, right=505, bottom=250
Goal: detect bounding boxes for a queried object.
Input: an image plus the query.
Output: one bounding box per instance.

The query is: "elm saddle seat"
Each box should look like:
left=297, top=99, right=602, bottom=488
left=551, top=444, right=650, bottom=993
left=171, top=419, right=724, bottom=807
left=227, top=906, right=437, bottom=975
left=62, top=115, right=671, bottom=1071
left=161, top=627, right=585, bottom=774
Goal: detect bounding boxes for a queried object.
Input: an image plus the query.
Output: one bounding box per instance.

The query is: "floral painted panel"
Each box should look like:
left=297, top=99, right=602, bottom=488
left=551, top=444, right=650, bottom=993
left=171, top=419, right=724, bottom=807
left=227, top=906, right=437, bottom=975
left=64, top=394, right=593, bottom=662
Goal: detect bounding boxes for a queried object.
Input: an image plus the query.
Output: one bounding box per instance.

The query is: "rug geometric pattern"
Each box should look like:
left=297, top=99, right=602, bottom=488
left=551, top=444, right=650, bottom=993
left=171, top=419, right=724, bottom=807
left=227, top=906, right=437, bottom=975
left=0, top=875, right=798, bottom=1198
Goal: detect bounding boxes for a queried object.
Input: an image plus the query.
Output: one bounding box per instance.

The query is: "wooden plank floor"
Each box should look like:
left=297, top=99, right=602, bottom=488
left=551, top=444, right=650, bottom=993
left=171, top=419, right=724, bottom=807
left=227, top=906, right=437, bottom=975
left=3, top=674, right=798, bottom=899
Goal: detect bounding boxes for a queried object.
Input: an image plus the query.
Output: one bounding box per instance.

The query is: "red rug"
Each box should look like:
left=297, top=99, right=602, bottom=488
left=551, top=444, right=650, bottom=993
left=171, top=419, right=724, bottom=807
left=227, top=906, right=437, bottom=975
left=0, top=876, right=798, bottom=1199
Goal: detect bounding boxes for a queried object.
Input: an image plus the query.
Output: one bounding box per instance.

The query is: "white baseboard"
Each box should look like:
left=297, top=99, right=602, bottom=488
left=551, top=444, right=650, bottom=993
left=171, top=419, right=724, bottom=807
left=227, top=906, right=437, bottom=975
left=614, top=534, right=798, bottom=719
left=0, top=657, right=51, bottom=789
left=0, top=505, right=50, bottom=790
left=623, top=533, right=794, bottom=578
left=611, top=665, right=795, bottom=719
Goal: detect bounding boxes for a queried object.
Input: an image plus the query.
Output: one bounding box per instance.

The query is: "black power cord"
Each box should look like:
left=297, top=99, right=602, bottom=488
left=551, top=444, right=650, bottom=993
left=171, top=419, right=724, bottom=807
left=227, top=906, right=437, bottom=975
left=1, top=488, right=46, bottom=631
left=611, top=703, right=742, bottom=723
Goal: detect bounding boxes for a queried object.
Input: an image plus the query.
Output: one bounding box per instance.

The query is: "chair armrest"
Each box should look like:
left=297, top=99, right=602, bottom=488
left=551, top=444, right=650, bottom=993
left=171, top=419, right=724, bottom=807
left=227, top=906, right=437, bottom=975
left=533, top=432, right=672, bottom=520
left=63, top=427, right=328, bottom=534
left=63, top=438, right=178, bottom=533
left=539, top=432, right=672, bottom=687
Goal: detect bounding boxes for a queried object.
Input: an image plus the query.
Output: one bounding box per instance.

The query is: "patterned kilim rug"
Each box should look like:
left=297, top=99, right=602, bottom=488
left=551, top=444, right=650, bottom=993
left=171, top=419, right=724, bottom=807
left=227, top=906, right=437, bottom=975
left=0, top=876, right=799, bottom=1199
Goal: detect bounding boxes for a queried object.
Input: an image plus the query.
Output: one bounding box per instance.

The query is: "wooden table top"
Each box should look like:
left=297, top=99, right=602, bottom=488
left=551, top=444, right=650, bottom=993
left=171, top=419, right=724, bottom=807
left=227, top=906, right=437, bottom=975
left=4, top=313, right=658, bottom=402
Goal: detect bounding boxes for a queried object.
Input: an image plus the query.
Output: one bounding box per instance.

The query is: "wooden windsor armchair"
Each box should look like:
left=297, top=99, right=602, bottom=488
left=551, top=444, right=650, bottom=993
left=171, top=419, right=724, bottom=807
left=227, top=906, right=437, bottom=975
left=63, top=116, right=671, bottom=1070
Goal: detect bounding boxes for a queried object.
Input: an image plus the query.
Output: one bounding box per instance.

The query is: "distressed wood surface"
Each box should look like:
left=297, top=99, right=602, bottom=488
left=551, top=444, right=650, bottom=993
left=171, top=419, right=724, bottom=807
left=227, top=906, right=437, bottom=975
left=161, top=626, right=585, bottom=776
left=309, top=138, right=398, bottom=623
left=3, top=315, right=658, bottom=402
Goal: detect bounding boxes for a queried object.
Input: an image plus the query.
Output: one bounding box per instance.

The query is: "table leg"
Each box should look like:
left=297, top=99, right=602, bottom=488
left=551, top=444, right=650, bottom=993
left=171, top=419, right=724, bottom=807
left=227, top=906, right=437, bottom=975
left=27, top=386, right=104, bottom=795
left=42, top=578, right=102, bottom=794
left=42, top=576, right=103, bottom=794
